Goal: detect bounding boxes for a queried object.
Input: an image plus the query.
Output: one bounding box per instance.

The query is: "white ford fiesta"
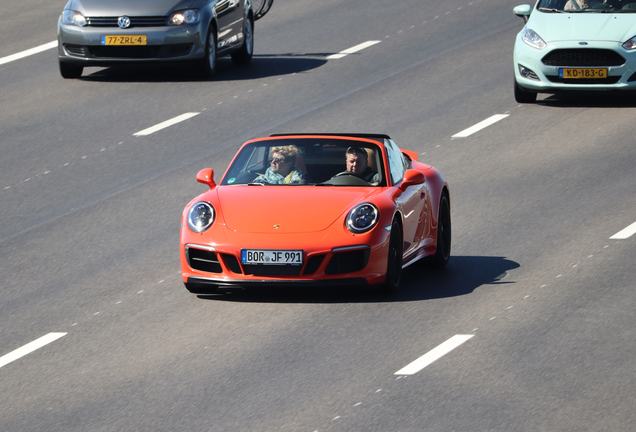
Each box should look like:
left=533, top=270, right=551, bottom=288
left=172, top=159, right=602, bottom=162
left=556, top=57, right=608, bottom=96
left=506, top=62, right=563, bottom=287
left=513, top=0, right=636, bottom=102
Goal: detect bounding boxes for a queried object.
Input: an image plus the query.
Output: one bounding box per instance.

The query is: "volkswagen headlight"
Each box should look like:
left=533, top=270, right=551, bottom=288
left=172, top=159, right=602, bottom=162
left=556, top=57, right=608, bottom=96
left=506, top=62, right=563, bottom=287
left=188, top=202, right=215, bottom=233
left=346, top=203, right=379, bottom=234
left=168, top=10, right=200, bottom=25
left=62, top=10, right=86, bottom=27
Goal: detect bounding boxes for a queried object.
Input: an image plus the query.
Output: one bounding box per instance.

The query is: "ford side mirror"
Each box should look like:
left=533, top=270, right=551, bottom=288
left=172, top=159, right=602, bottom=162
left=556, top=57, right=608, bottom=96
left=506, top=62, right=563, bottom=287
left=513, top=4, right=531, bottom=23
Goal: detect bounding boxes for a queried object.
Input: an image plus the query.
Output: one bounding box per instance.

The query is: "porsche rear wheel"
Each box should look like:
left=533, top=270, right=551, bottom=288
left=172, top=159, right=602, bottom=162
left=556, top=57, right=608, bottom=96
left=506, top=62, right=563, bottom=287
left=383, top=218, right=403, bottom=293
left=432, top=192, right=451, bottom=268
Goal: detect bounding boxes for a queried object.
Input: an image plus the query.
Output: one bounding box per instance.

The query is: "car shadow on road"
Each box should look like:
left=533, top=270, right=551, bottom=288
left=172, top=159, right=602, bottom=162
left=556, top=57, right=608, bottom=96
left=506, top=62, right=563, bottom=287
left=79, top=54, right=329, bottom=83
left=537, top=91, right=636, bottom=108
left=196, top=255, right=521, bottom=304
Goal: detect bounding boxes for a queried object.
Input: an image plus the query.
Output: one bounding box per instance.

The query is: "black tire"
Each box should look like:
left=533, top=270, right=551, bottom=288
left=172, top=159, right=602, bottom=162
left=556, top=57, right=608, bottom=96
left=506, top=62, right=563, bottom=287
left=432, top=192, right=451, bottom=268
left=59, top=61, right=83, bottom=79
left=514, top=80, right=537, bottom=103
left=200, top=26, right=217, bottom=78
left=252, top=0, right=266, bottom=17
left=382, top=218, right=403, bottom=293
left=253, top=0, right=274, bottom=20
left=231, top=16, right=254, bottom=64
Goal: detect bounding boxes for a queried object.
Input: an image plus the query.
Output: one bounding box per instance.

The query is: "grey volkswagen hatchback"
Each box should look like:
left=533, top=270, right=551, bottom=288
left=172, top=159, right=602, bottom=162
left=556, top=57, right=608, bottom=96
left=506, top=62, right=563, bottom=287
left=57, top=0, right=254, bottom=78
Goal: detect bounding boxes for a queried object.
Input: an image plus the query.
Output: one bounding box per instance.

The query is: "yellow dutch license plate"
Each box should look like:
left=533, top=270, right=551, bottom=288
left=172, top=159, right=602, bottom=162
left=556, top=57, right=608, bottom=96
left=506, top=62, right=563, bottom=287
left=559, top=68, right=608, bottom=79
left=101, top=35, right=147, bottom=45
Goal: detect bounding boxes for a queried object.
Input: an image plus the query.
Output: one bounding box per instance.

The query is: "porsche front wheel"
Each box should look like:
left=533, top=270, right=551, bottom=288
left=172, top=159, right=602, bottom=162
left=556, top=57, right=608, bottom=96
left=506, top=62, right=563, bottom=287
left=383, top=218, right=403, bottom=292
left=432, top=192, right=451, bottom=268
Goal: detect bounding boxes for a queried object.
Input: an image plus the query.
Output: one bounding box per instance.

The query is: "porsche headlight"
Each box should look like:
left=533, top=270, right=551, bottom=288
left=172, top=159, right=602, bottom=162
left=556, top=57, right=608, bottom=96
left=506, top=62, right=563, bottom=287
left=62, top=10, right=86, bottom=27
left=346, top=203, right=379, bottom=234
left=187, top=202, right=215, bottom=233
left=168, top=9, right=200, bottom=25
left=522, top=28, right=546, bottom=49
left=623, top=35, right=636, bottom=50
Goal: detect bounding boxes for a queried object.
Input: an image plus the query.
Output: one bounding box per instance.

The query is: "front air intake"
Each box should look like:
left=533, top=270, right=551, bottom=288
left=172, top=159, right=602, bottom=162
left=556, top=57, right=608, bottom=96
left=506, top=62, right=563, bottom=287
left=542, top=49, right=625, bottom=67
left=186, top=248, right=222, bottom=273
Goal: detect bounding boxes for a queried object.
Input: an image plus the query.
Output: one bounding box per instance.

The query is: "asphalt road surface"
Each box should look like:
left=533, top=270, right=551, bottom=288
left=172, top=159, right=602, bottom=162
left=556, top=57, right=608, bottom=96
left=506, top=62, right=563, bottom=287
left=1, top=0, right=635, bottom=430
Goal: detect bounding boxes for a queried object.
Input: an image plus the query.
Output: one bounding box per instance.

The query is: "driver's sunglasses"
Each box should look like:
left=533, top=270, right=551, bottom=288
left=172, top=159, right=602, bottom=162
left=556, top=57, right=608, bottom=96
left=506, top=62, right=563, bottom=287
left=269, top=157, right=287, bottom=164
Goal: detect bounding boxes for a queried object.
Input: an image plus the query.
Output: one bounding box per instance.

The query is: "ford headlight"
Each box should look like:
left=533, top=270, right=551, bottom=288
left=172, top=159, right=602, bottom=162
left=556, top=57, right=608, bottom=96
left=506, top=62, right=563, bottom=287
left=522, top=28, right=546, bottom=49
left=188, top=202, right=215, bottom=233
left=346, top=203, right=379, bottom=234
left=623, top=35, right=636, bottom=50
left=168, top=9, right=200, bottom=25
left=62, top=10, right=86, bottom=27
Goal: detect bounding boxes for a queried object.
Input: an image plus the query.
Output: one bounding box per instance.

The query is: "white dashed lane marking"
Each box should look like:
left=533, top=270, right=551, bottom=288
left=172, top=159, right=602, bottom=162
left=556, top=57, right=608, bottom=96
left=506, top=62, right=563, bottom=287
left=326, top=40, right=381, bottom=60
left=133, top=112, right=200, bottom=136
left=610, top=221, right=636, bottom=239
left=452, top=114, right=509, bottom=138
left=0, top=41, right=57, bottom=66
left=0, top=333, right=67, bottom=369
left=394, top=334, right=474, bottom=375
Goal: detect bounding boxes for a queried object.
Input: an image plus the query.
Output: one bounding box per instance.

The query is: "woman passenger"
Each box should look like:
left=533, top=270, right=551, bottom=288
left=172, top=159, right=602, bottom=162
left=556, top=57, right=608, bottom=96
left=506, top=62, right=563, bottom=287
left=253, top=145, right=307, bottom=184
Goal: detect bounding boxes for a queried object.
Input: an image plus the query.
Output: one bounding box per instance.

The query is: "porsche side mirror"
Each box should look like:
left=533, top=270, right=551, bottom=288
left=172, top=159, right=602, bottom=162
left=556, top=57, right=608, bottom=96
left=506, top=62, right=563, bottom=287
left=513, top=4, right=531, bottom=23
left=399, top=169, right=425, bottom=191
left=196, top=168, right=216, bottom=190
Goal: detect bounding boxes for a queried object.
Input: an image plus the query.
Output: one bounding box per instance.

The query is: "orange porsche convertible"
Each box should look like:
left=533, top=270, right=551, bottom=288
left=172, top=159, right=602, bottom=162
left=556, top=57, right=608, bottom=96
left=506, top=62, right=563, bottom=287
left=180, top=134, right=450, bottom=293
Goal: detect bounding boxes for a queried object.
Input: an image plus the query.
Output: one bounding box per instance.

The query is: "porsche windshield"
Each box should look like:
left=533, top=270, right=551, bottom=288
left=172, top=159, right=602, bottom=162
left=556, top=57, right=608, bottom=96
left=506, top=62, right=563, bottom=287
left=221, top=138, right=386, bottom=186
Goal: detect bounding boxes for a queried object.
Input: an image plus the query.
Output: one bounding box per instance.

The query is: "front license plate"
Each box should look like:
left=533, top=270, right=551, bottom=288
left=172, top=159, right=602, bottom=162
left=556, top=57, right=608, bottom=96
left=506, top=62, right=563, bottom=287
left=241, top=249, right=303, bottom=265
left=559, top=68, right=607, bottom=79
left=101, top=35, right=147, bottom=45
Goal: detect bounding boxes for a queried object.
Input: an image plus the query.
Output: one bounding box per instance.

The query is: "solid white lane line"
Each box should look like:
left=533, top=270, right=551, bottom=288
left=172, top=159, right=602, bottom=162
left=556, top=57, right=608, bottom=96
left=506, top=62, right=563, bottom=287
left=0, top=333, right=67, bottom=369
left=610, top=221, right=636, bottom=239
left=394, top=334, right=474, bottom=375
left=0, top=41, right=57, bottom=66
left=452, top=114, right=509, bottom=138
left=327, top=41, right=381, bottom=60
left=133, top=112, right=200, bottom=136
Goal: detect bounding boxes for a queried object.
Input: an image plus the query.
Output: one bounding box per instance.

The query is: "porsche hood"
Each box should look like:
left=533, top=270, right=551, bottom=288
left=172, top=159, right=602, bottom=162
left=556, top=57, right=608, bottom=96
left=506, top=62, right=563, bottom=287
left=217, top=186, right=381, bottom=234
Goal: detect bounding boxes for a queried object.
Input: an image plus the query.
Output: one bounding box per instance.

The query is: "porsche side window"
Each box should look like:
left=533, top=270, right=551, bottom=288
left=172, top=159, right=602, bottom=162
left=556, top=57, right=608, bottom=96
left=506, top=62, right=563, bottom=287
left=384, top=140, right=407, bottom=185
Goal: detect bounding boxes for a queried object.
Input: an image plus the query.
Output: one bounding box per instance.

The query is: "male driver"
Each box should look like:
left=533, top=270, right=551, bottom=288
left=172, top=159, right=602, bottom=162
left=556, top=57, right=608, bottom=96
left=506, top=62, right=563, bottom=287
left=345, top=147, right=380, bottom=184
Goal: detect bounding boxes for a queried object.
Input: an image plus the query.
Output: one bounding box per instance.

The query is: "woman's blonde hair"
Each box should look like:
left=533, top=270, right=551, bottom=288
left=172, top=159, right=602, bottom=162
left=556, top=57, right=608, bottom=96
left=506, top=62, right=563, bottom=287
left=271, top=145, right=297, bottom=167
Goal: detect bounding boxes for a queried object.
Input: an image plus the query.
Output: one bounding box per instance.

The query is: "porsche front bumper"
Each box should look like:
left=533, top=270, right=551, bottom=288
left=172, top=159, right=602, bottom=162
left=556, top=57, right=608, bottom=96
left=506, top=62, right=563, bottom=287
left=180, top=225, right=393, bottom=290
